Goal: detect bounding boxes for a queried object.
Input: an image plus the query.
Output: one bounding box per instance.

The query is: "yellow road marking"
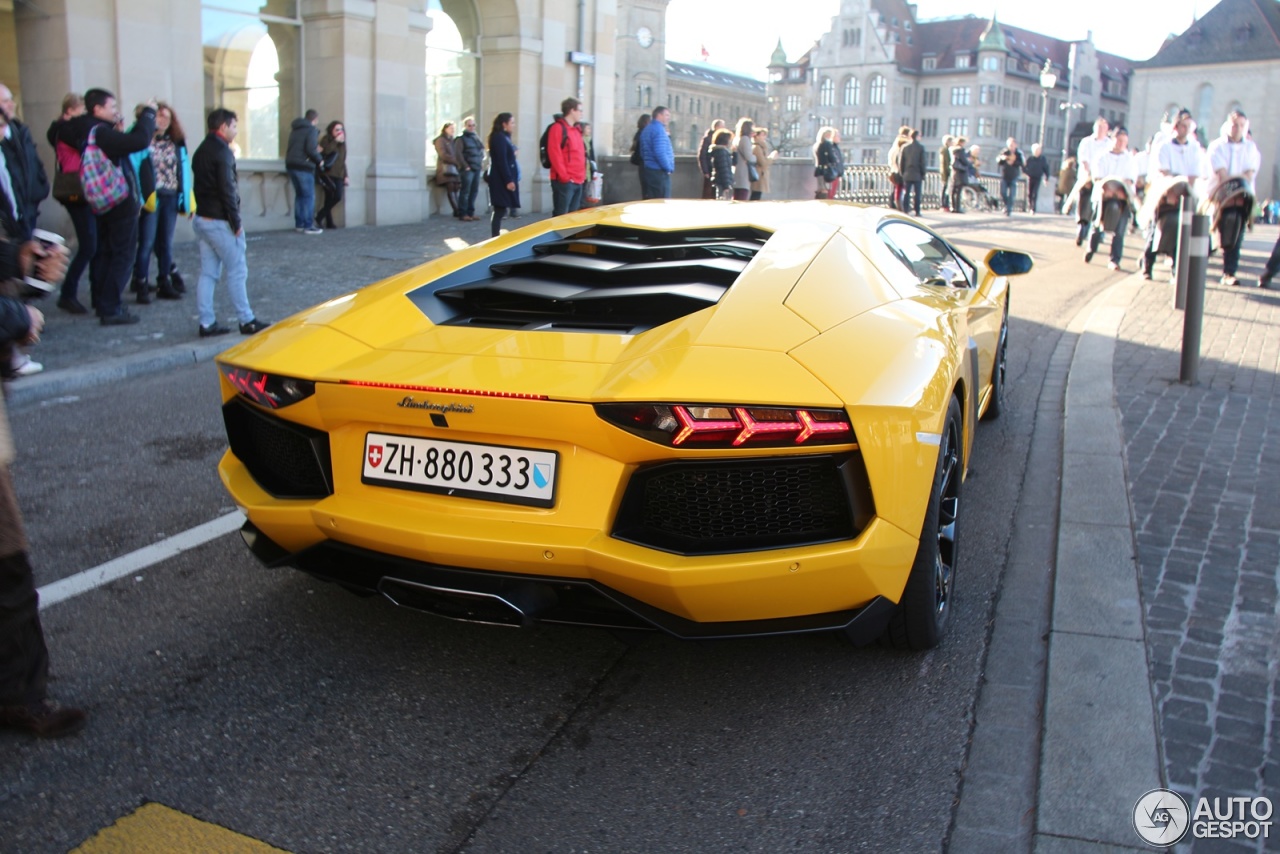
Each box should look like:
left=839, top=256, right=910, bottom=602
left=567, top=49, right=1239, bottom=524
left=72, top=803, right=290, bottom=853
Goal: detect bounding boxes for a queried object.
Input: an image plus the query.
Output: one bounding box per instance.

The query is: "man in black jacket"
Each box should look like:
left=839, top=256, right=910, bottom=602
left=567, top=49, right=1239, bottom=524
left=0, top=83, right=50, bottom=241
left=285, top=109, right=323, bottom=234
left=1022, top=143, right=1050, bottom=214
left=454, top=116, right=485, bottom=221
left=61, top=88, right=155, bottom=325
left=191, top=108, right=268, bottom=338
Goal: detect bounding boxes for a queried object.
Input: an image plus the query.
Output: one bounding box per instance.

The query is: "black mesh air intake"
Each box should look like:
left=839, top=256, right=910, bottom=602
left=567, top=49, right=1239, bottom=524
left=612, top=454, right=869, bottom=555
left=222, top=399, right=333, bottom=499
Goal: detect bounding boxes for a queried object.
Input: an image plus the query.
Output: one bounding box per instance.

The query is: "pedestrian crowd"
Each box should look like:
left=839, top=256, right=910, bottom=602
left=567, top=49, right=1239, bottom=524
left=1061, top=108, right=1266, bottom=288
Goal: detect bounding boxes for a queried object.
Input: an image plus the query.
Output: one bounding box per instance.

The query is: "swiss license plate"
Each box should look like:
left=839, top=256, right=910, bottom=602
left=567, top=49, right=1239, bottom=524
left=362, top=433, right=557, bottom=507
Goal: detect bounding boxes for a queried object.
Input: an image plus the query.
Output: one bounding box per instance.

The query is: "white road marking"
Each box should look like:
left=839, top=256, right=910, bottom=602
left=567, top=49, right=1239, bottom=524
left=38, top=511, right=246, bottom=610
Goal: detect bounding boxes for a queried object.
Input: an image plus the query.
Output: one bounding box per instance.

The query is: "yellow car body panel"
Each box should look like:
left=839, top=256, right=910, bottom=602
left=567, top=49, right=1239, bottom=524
left=216, top=200, right=1030, bottom=636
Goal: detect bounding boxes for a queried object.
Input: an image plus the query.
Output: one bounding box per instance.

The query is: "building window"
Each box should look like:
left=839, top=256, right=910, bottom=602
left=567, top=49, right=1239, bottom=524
left=948, top=117, right=969, bottom=137
left=842, top=116, right=857, bottom=138
left=980, top=84, right=997, bottom=105
left=820, top=77, right=835, bottom=107
left=978, top=117, right=994, bottom=137
left=955, top=54, right=970, bottom=68
left=844, top=77, right=860, bottom=106
left=1027, top=93, right=1040, bottom=113
left=869, top=74, right=886, bottom=105
left=786, top=94, right=802, bottom=111
left=673, top=95, right=681, bottom=112
left=786, top=121, right=800, bottom=141
left=1007, top=57, right=1019, bottom=72
left=922, top=87, right=940, bottom=107
left=867, top=116, right=883, bottom=136
left=202, top=0, right=303, bottom=160
left=1004, top=89, right=1019, bottom=109
left=852, top=28, right=861, bottom=46
left=920, top=118, right=937, bottom=137
left=789, top=67, right=804, bottom=81
left=950, top=86, right=970, bottom=106
left=1080, top=76, right=1093, bottom=95
left=861, top=148, right=878, bottom=164
left=923, top=57, right=936, bottom=70
left=981, top=56, right=1000, bottom=71
left=903, top=87, right=913, bottom=106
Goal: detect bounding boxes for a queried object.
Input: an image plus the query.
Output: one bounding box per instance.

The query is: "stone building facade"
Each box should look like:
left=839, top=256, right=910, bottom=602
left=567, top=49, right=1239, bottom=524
left=1128, top=0, right=1280, bottom=199
left=766, top=0, right=1133, bottom=176
left=0, top=0, right=620, bottom=235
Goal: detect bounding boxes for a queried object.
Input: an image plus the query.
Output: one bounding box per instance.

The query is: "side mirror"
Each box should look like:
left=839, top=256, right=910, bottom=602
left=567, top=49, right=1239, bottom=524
left=986, top=249, right=1034, bottom=277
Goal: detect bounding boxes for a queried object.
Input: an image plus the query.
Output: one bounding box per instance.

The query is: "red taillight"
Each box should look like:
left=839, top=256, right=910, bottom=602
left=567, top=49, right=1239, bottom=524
left=220, top=365, right=315, bottom=409
left=597, top=403, right=855, bottom=448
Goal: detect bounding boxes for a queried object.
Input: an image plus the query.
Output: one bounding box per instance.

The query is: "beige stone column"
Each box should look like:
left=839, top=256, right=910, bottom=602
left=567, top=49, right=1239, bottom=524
left=303, top=0, right=428, bottom=226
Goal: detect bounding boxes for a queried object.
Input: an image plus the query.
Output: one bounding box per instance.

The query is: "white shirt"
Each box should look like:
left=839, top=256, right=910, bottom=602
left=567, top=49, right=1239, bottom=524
left=1159, top=138, right=1205, bottom=179
left=1091, top=148, right=1137, bottom=185
left=1077, top=134, right=1109, bottom=181
left=1205, top=136, right=1261, bottom=196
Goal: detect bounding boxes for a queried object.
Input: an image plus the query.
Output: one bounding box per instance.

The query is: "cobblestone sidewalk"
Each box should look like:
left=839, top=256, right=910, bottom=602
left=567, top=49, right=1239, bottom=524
left=1112, top=226, right=1280, bottom=851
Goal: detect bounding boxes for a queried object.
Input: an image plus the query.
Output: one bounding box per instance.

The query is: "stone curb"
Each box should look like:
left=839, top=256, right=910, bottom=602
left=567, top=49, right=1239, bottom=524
left=1035, top=274, right=1162, bottom=849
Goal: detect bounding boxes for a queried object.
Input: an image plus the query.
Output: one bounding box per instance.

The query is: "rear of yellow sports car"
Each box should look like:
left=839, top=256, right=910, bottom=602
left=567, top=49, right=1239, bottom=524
left=217, top=202, right=969, bottom=641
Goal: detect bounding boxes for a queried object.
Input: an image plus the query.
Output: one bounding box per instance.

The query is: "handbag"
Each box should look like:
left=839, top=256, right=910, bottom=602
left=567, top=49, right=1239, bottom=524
left=822, top=165, right=839, bottom=182
left=748, top=162, right=760, bottom=183
left=52, top=140, right=84, bottom=204
left=80, top=125, right=130, bottom=214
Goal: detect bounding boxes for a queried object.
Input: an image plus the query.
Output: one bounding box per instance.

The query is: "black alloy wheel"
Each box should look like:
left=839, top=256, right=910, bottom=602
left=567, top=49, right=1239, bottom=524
left=880, top=395, right=962, bottom=650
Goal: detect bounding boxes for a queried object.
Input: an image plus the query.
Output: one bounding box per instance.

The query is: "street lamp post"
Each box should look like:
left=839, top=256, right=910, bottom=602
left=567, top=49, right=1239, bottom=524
left=1038, top=59, right=1057, bottom=151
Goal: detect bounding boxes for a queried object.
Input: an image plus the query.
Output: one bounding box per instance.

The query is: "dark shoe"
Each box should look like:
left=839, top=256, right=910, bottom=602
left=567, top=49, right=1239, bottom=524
left=1083, top=249, right=1094, bottom=263
left=1075, top=236, right=1084, bottom=247
left=0, top=701, right=87, bottom=738
left=130, top=277, right=149, bottom=294
left=199, top=322, right=232, bottom=337
left=1259, top=275, right=1272, bottom=289
left=239, top=318, right=271, bottom=335
left=1142, top=269, right=1154, bottom=281
left=155, top=277, right=182, bottom=300
left=136, top=287, right=152, bottom=305
left=169, top=269, right=186, bottom=293
left=100, top=309, right=140, bottom=326
left=57, top=297, right=88, bottom=315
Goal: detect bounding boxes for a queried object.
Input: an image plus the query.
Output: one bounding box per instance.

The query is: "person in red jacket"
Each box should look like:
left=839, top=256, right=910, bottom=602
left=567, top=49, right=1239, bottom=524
left=547, top=98, right=587, bottom=215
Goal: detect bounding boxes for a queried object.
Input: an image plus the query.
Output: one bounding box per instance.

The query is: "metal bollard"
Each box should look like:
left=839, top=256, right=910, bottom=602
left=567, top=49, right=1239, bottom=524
left=1173, top=196, right=1192, bottom=310
left=1179, top=214, right=1210, bottom=384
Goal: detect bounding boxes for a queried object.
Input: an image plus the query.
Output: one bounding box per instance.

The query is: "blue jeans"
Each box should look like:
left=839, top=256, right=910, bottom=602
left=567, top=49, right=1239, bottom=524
left=193, top=216, right=253, bottom=328
left=551, top=180, right=583, bottom=216
left=640, top=167, right=670, bottom=200
left=901, top=180, right=922, bottom=215
left=1000, top=178, right=1017, bottom=215
left=288, top=168, right=316, bottom=229
left=60, top=202, right=96, bottom=302
left=134, top=189, right=178, bottom=282
left=458, top=169, right=480, bottom=217
left=1089, top=210, right=1129, bottom=264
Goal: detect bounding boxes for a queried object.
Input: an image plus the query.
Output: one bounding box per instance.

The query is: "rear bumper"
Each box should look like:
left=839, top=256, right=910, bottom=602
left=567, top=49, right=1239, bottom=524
left=242, top=521, right=895, bottom=642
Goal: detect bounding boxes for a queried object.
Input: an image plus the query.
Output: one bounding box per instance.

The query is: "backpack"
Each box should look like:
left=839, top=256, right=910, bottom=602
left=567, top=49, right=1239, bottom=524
left=539, top=120, right=569, bottom=169
left=80, top=125, right=130, bottom=215
left=51, top=140, right=84, bottom=204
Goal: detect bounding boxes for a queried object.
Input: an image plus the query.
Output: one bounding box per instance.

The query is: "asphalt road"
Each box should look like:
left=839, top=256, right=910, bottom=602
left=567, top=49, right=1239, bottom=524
left=1, top=214, right=1119, bottom=853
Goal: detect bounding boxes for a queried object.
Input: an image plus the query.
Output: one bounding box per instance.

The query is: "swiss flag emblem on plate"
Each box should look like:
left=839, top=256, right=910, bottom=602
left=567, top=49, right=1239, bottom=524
left=367, top=445, right=383, bottom=468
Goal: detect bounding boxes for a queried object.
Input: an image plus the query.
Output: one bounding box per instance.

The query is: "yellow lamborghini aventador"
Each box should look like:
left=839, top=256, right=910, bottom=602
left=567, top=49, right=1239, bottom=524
left=216, top=200, right=1032, bottom=649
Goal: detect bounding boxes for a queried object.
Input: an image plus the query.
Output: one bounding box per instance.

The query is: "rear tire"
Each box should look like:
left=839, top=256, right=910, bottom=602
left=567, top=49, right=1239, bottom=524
left=881, top=396, right=962, bottom=650
left=981, top=320, right=1008, bottom=421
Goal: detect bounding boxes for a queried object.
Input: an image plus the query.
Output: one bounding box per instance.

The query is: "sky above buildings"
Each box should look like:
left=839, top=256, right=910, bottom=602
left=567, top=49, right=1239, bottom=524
left=665, top=0, right=1219, bottom=79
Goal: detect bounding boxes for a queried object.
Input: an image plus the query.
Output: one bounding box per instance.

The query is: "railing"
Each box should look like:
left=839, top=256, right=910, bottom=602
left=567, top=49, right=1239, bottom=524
left=830, top=164, right=1027, bottom=212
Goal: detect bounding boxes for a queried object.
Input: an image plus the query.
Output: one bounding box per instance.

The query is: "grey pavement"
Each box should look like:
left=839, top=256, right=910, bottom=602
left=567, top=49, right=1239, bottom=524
left=8, top=207, right=1279, bottom=852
